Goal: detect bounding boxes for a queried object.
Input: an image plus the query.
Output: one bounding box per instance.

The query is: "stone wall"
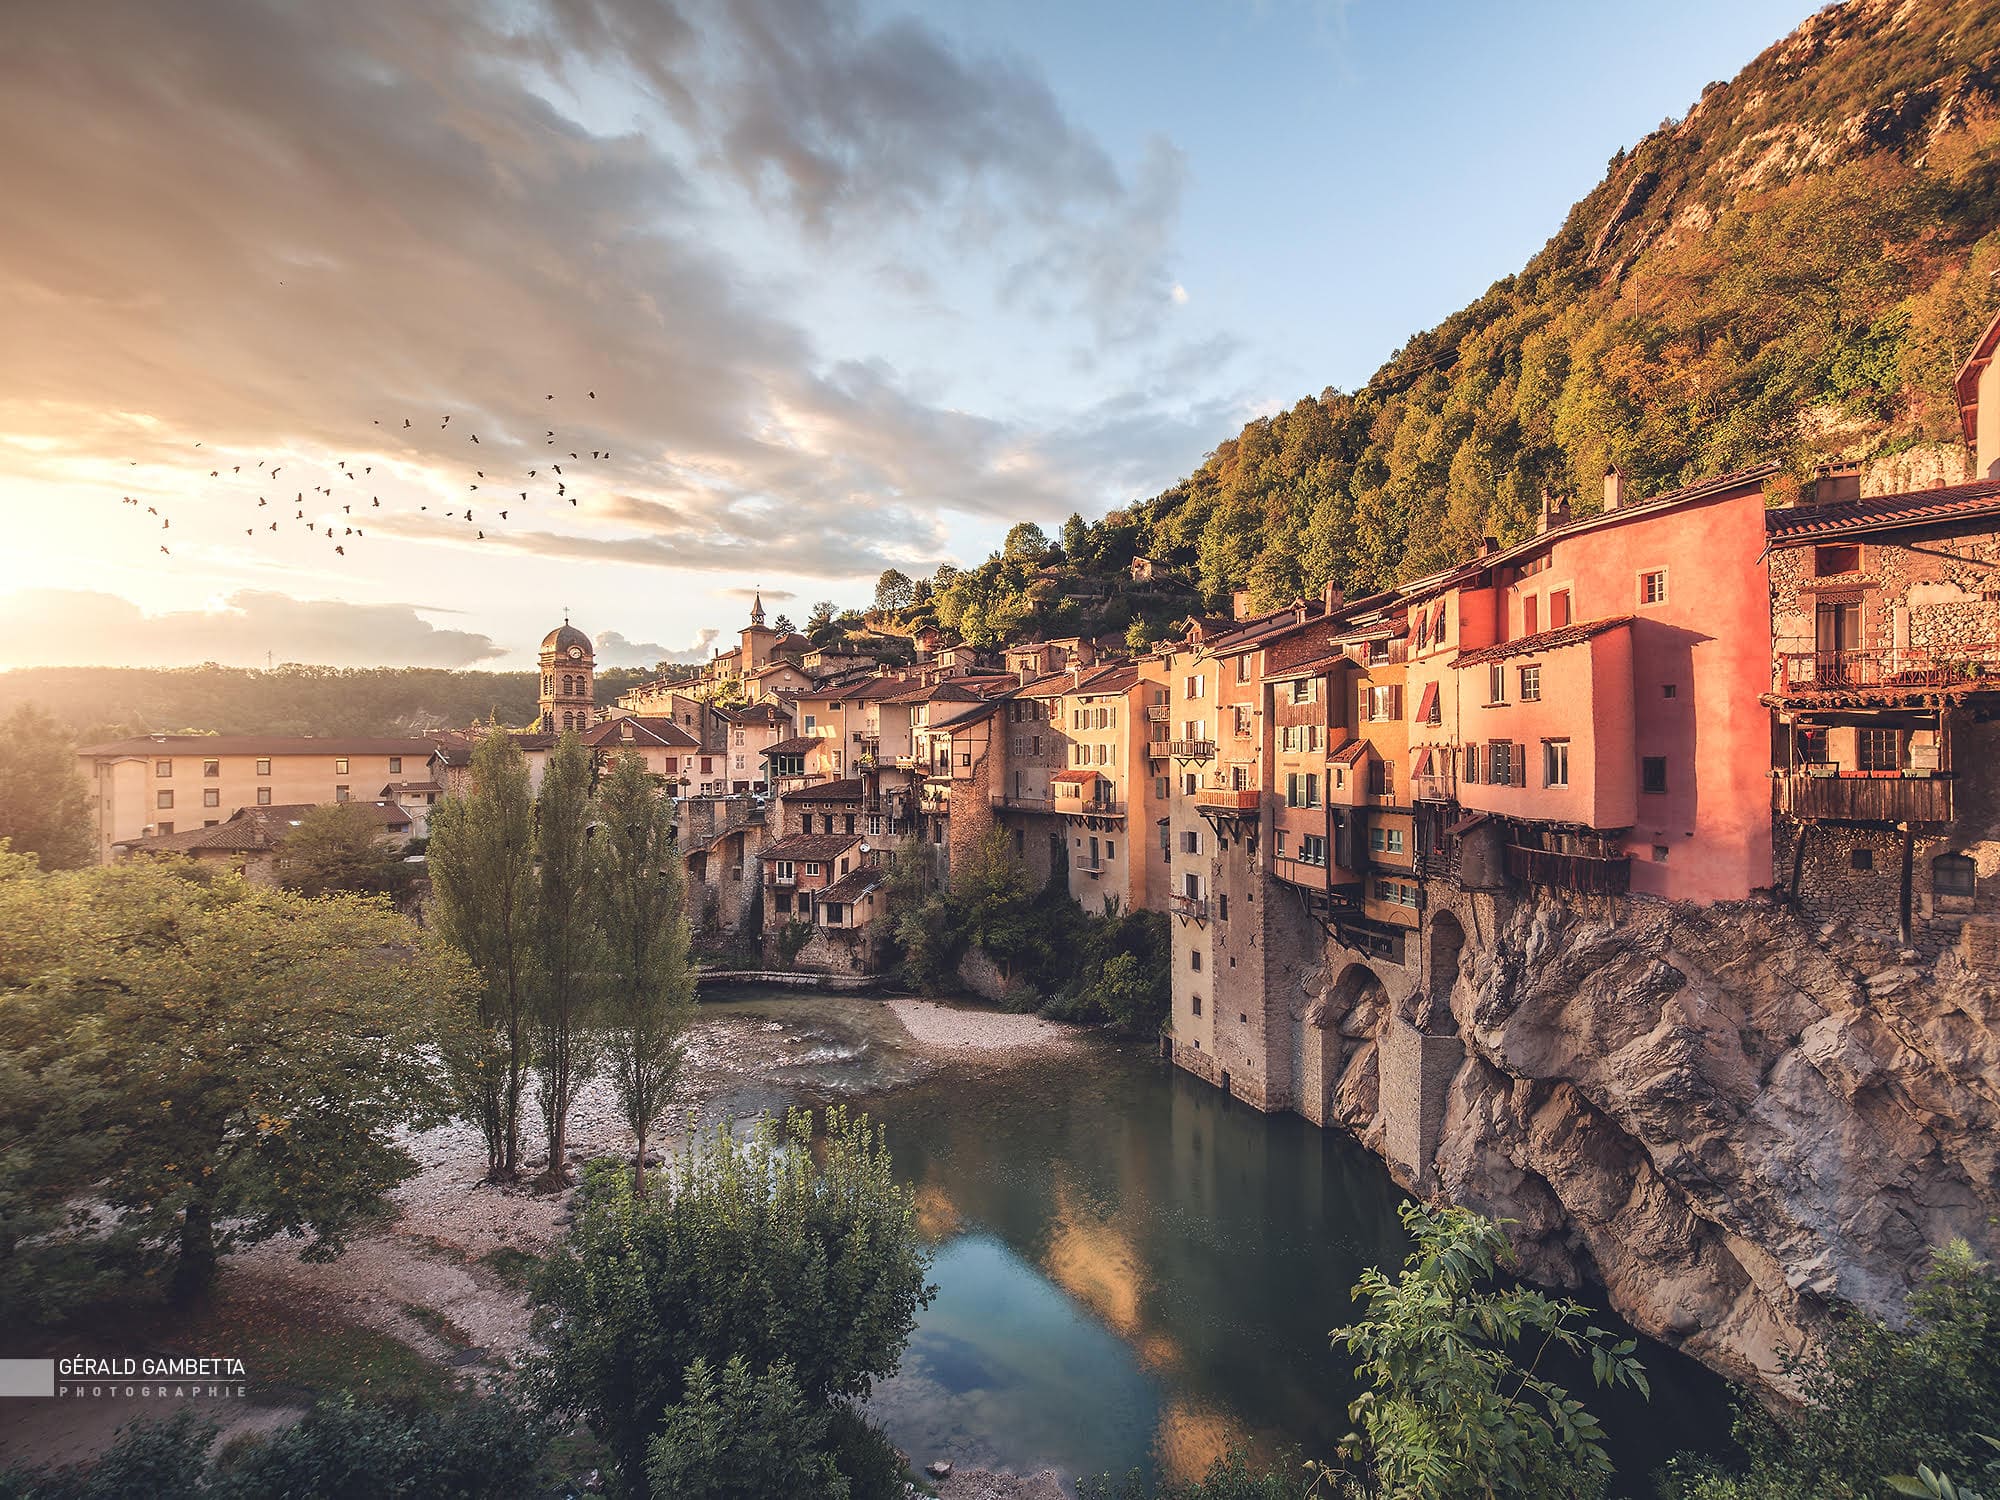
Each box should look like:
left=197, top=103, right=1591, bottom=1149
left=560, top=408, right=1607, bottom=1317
left=781, top=921, right=888, bottom=977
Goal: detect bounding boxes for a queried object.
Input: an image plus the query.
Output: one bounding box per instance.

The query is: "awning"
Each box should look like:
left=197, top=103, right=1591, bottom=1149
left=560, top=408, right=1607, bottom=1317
left=1049, top=769, right=1101, bottom=784
left=1415, top=680, right=1439, bottom=724
left=1413, top=747, right=1434, bottom=776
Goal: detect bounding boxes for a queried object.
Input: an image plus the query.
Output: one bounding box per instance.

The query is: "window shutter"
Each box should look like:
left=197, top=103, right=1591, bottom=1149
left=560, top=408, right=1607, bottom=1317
left=1390, top=684, right=1403, bottom=720
left=1511, top=744, right=1527, bottom=787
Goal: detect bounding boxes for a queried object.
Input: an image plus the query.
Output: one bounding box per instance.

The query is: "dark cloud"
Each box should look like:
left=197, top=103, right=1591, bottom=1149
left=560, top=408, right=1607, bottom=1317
left=2, top=0, right=1209, bottom=577
left=0, top=589, right=504, bottom=668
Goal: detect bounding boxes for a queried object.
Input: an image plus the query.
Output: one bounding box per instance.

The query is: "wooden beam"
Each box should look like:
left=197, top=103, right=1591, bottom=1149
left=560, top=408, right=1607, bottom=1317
left=1900, top=823, right=1917, bottom=945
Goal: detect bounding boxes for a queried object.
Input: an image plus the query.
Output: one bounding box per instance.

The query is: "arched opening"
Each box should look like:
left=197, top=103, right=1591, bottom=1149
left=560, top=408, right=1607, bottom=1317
left=1299, top=962, right=1387, bottom=1127
left=1421, top=912, right=1465, bottom=1037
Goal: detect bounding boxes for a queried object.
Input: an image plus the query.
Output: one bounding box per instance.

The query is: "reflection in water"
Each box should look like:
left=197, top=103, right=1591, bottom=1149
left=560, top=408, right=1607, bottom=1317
left=699, top=998, right=1733, bottom=1495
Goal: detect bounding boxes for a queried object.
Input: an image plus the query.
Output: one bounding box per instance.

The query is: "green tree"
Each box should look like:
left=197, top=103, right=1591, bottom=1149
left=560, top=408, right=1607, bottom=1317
left=0, top=861, right=470, bottom=1307
left=1665, top=1240, right=2000, bottom=1500
left=1061, top=511, right=1093, bottom=567
left=426, top=728, right=538, bottom=1182
left=530, top=1107, right=932, bottom=1491
left=872, top=569, right=915, bottom=614
left=1332, top=1201, right=1647, bottom=1499
left=772, top=613, right=795, bottom=635
left=530, top=732, right=603, bottom=1190
left=0, top=704, right=92, bottom=870
left=1003, top=520, right=1050, bottom=563
left=643, top=1357, right=848, bottom=1500
left=273, top=802, right=412, bottom=900
left=595, top=750, right=697, bottom=1197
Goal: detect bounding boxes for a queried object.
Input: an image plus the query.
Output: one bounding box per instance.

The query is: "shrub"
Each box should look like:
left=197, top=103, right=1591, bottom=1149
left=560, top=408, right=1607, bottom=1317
left=643, top=1357, right=847, bottom=1500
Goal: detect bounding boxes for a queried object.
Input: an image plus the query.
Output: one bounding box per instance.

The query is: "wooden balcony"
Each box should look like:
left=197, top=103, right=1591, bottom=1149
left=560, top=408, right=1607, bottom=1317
left=1776, top=650, right=2000, bottom=696
left=1411, top=773, right=1456, bottom=803
left=1503, top=843, right=1630, bottom=895
left=1773, top=770, right=1955, bottom=824
left=1171, top=739, right=1216, bottom=760
left=1145, top=705, right=1170, bottom=722
left=990, top=792, right=1057, bottom=813
left=1169, top=893, right=1208, bottom=921
left=1145, top=740, right=1171, bottom=760
left=1194, top=787, right=1261, bottom=816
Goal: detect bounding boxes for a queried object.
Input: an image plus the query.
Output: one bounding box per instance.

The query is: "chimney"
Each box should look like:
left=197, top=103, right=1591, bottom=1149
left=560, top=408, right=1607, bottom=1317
left=1231, top=590, right=1254, bottom=621
left=1603, top=465, right=1626, bottom=510
left=1480, top=536, right=1499, bottom=556
left=1322, top=581, right=1344, bottom=615
left=1537, top=489, right=1556, bottom=535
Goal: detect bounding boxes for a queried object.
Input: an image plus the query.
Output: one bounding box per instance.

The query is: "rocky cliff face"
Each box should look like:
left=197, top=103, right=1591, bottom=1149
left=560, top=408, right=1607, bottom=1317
left=1404, top=895, right=2000, bottom=1390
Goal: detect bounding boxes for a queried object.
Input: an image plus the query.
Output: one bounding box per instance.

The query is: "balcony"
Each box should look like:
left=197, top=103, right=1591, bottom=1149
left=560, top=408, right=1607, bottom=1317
left=1411, top=773, right=1456, bottom=803
left=1776, top=649, right=2000, bottom=697
left=1195, top=787, right=1261, bottom=816
left=1145, top=705, right=1170, bottom=722
left=1171, top=739, right=1216, bottom=760
left=1270, top=855, right=1359, bottom=896
left=1503, top=843, right=1631, bottom=896
left=1170, top=893, right=1209, bottom=921
left=990, top=792, right=1057, bottom=813
left=1056, top=796, right=1126, bottom=820
left=1773, top=769, right=1955, bottom=824
left=1074, top=856, right=1104, bottom=874
left=768, top=871, right=798, bottom=888
left=1146, top=740, right=1171, bottom=761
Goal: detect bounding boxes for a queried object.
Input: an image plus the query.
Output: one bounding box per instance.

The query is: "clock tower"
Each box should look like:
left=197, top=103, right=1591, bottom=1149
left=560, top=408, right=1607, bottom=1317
left=538, top=618, right=596, bottom=732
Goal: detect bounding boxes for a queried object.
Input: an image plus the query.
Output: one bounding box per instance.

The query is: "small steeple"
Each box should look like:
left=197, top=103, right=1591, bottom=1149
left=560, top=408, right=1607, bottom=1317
left=750, top=587, right=766, bottom=628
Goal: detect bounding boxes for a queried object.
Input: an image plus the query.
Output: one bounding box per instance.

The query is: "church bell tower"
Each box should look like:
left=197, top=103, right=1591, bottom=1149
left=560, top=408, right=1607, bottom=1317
left=538, top=617, right=596, bottom=732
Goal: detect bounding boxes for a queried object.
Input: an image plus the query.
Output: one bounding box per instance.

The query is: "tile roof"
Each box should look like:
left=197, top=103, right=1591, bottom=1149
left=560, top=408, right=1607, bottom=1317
left=783, top=777, right=865, bottom=802
left=1451, top=615, right=1633, bottom=668
left=761, top=736, right=821, bottom=757
left=1763, top=479, right=2000, bottom=543
left=583, top=715, right=701, bottom=749
left=118, top=800, right=411, bottom=854
left=761, top=832, right=864, bottom=862
left=1330, top=739, right=1370, bottom=766
left=79, top=734, right=437, bottom=758
left=818, top=867, right=886, bottom=904
left=1050, top=768, right=1101, bottom=783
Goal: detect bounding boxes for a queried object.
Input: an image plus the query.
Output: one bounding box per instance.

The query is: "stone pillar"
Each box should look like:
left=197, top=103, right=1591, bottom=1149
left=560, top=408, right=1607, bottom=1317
left=1379, top=1017, right=1463, bottom=1186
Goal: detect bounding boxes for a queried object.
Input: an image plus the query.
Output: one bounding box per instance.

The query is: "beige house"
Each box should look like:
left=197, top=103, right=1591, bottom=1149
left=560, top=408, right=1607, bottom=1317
left=113, top=800, right=415, bottom=884
left=77, top=734, right=438, bottom=864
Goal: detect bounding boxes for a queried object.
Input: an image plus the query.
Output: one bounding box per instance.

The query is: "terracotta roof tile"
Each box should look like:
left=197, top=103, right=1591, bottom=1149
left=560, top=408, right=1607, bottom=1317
left=583, top=716, right=701, bottom=749
left=761, top=832, right=864, bottom=862
left=1330, top=739, right=1370, bottom=766
left=1451, top=615, right=1633, bottom=668
left=782, top=778, right=865, bottom=802
left=80, top=734, right=437, bottom=758
left=818, top=867, right=886, bottom=904
left=1763, top=479, right=2000, bottom=542
left=761, top=736, right=821, bottom=757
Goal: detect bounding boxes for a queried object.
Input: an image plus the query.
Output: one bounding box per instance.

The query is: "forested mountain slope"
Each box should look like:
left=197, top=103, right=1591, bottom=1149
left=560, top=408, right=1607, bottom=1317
left=914, top=0, right=2000, bottom=646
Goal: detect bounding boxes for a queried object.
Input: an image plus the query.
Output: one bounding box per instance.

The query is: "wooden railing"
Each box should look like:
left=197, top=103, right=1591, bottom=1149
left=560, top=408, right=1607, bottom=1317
left=1503, top=843, right=1630, bottom=895
left=1171, top=739, right=1216, bottom=759
left=1145, top=740, right=1171, bottom=760
left=1777, top=650, right=2000, bottom=693
left=990, top=793, right=1057, bottom=813
left=1411, top=773, right=1456, bottom=803
left=1145, top=705, right=1170, bottom=722
left=1170, top=893, right=1208, bottom=921
left=1195, top=787, right=1261, bottom=813
left=1773, top=770, right=1955, bottom=824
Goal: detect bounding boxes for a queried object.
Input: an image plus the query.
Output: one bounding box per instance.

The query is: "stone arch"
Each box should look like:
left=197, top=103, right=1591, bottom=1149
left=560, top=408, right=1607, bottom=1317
left=1420, top=911, right=1466, bottom=1037
left=1298, top=962, right=1387, bottom=1127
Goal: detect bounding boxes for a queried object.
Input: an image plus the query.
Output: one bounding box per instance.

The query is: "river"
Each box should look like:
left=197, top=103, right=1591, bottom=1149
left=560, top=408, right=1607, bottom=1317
left=692, top=990, right=1737, bottom=1495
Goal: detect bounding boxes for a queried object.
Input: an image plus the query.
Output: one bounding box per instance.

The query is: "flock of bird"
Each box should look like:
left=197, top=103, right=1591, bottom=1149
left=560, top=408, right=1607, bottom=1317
left=122, top=392, right=612, bottom=560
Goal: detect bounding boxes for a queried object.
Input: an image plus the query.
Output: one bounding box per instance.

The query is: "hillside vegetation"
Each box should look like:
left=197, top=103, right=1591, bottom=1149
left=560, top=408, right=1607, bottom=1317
left=903, top=0, right=2000, bottom=647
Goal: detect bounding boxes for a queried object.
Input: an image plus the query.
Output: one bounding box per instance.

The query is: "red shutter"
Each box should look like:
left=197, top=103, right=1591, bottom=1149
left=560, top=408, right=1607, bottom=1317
left=1390, top=684, right=1403, bottom=720
left=1415, top=681, right=1438, bottom=725
left=1512, top=744, right=1527, bottom=787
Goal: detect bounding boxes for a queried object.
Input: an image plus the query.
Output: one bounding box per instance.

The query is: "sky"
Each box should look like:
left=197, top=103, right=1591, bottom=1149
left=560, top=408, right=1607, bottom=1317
left=0, top=0, right=1820, bottom=673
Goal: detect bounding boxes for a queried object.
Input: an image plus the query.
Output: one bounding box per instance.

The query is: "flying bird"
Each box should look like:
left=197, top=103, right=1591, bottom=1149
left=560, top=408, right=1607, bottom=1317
left=499, top=510, right=508, bottom=519
left=588, top=391, right=596, bottom=399
left=160, top=545, right=170, bottom=554
left=403, top=419, right=411, bottom=429
left=336, top=545, right=345, bottom=555
left=372, top=497, right=380, bottom=507
left=552, top=464, right=561, bottom=474
left=258, top=497, right=266, bottom=506
left=478, top=529, right=485, bottom=538
left=442, top=415, right=451, bottom=426
left=470, top=434, right=479, bottom=444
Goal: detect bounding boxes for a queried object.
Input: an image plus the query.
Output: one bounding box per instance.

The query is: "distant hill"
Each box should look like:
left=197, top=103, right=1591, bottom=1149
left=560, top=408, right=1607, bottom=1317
left=0, top=664, right=655, bottom=741
left=901, top=0, right=2000, bottom=647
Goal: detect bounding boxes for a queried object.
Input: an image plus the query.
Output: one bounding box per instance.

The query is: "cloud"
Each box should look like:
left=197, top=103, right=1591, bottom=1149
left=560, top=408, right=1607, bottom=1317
left=594, top=627, right=717, bottom=666
left=0, top=589, right=504, bottom=669
left=717, top=586, right=796, bottom=602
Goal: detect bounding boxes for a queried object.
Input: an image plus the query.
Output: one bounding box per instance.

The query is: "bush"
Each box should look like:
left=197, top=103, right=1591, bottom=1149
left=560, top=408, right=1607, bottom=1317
left=530, top=1107, right=932, bottom=1489
left=1080, top=1447, right=1323, bottom=1500
left=0, top=1395, right=545, bottom=1500
left=643, top=1357, right=848, bottom=1500
left=1664, top=1240, right=2000, bottom=1500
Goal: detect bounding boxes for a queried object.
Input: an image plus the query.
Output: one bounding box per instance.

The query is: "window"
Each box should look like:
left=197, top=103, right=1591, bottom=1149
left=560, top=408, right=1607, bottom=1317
left=1191, top=995, right=1202, bottom=1017
left=1218, top=894, right=1228, bottom=921
left=334, top=757, right=350, bottom=774
left=203, top=758, right=219, bottom=778
left=1549, top=590, right=1571, bottom=628
left=1489, top=740, right=1515, bottom=786
left=1191, top=950, right=1202, bottom=971
left=388, top=756, right=402, bottom=774
left=203, top=788, right=220, bottom=808
left=1160, top=822, right=1171, bottom=857
left=256, top=787, right=272, bottom=806
left=1519, top=664, right=1541, bottom=702
left=1652, top=845, right=1670, bottom=863
left=1367, top=639, right=1390, bottom=664
left=1815, top=544, right=1861, bottom=577
left=1369, top=826, right=1406, bottom=855
left=1857, top=727, right=1900, bottom=772
left=1663, top=683, right=1678, bottom=699
left=1182, top=772, right=1198, bottom=795
left=156, top=822, right=173, bottom=835
left=868, top=814, right=882, bottom=836
left=805, top=862, right=821, bottom=877
left=1543, top=739, right=1570, bottom=788
left=1373, top=878, right=1419, bottom=908
left=1523, top=595, right=1539, bottom=636
left=801, top=814, right=815, bottom=834
left=1816, top=598, right=1862, bottom=657
left=1640, top=570, right=1667, bottom=605
left=1184, top=675, right=1205, bottom=699
left=1935, top=853, right=1977, bottom=898
left=156, top=760, right=172, bottom=777
left=1300, top=833, right=1328, bottom=867
left=1155, top=776, right=1169, bottom=799
left=335, top=786, right=350, bottom=802
left=804, top=714, right=816, bottom=731
left=1641, top=756, right=1668, bottom=794
left=1291, top=677, right=1312, bottom=704
left=256, top=758, right=271, bottom=776
left=156, top=790, right=174, bottom=809
left=1488, top=663, right=1507, bottom=704
left=1365, top=684, right=1400, bottom=721
left=1367, top=758, right=1392, bottom=799
left=1850, top=847, right=1874, bottom=871
left=1181, top=830, right=1200, bottom=855
left=1463, top=744, right=1479, bottom=784
left=1232, top=705, right=1253, bottom=736
left=776, top=891, right=793, bottom=913
left=1106, top=841, right=1116, bottom=860
left=1235, top=656, right=1251, bottom=683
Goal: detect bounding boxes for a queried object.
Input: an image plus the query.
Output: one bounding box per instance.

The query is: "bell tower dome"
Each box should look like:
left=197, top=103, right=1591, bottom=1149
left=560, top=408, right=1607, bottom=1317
left=537, top=616, right=596, bottom=733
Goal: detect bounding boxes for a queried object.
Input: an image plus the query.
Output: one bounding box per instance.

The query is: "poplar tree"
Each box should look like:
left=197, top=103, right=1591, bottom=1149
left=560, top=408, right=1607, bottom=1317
left=594, top=751, right=695, bottom=1196
left=530, top=732, right=602, bottom=1190
left=427, top=728, right=537, bottom=1182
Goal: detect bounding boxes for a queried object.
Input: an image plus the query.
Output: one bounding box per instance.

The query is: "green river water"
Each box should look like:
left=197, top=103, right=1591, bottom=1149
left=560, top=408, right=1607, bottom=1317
left=693, top=991, right=1736, bottom=1495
